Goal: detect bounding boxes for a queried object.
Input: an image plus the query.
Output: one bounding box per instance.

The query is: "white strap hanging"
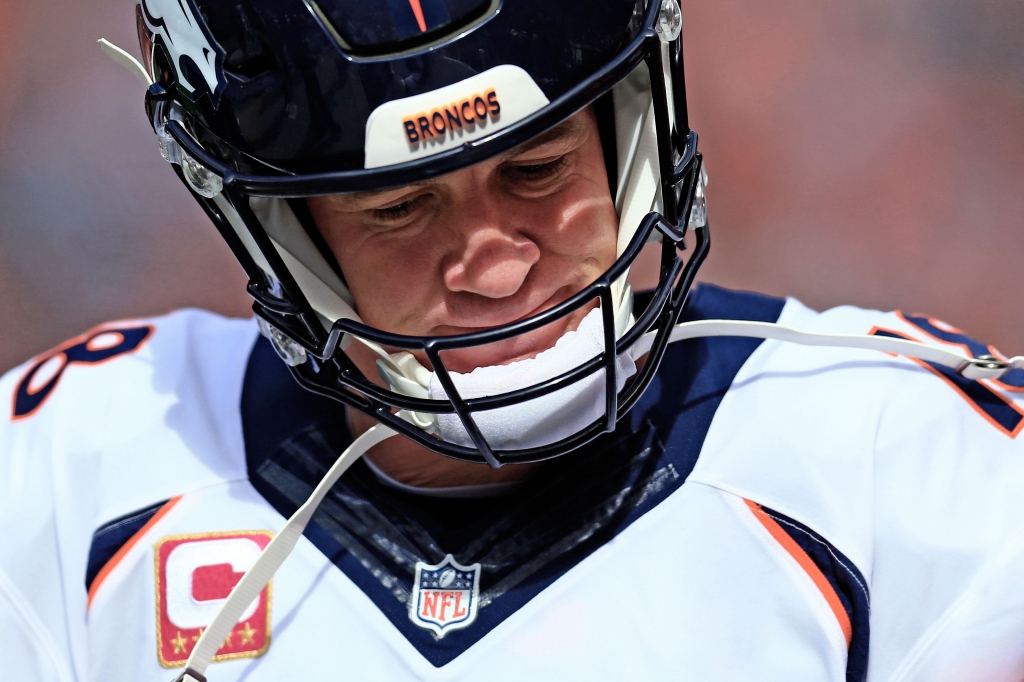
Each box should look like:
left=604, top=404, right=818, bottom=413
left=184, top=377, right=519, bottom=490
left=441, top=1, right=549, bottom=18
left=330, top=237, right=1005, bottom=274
left=176, top=423, right=397, bottom=682
left=97, top=39, right=154, bottom=87
left=626, top=319, right=1023, bottom=381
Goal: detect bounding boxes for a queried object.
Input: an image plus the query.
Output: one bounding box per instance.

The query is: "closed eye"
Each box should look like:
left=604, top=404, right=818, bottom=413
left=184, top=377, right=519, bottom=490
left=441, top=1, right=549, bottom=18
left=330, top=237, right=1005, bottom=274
left=371, top=194, right=429, bottom=222
left=503, top=156, right=567, bottom=181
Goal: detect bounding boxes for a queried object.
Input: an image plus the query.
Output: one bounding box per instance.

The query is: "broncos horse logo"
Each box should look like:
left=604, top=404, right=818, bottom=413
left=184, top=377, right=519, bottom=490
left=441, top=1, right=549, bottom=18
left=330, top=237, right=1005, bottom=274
left=137, top=0, right=227, bottom=106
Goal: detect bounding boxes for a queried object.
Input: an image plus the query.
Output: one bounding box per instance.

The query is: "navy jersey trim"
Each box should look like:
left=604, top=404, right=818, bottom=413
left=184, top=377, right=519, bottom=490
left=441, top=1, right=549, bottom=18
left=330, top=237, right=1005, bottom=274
left=871, top=327, right=1024, bottom=437
left=85, top=499, right=169, bottom=592
left=241, top=283, right=786, bottom=666
left=758, top=504, right=870, bottom=682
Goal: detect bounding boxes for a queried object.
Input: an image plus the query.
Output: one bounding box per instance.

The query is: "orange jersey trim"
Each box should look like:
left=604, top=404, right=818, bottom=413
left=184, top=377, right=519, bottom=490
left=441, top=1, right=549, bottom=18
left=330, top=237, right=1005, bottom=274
left=871, top=325, right=1024, bottom=438
left=87, top=495, right=182, bottom=610
left=895, top=311, right=1024, bottom=395
left=745, top=499, right=853, bottom=647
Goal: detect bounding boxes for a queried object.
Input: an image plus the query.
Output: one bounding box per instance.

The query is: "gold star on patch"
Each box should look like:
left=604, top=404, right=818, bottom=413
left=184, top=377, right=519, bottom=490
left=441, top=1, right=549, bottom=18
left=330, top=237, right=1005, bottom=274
left=239, top=622, right=258, bottom=646
left=190, top=627, right=233, bottom=647
left=171, top=631, right=188, bottom=655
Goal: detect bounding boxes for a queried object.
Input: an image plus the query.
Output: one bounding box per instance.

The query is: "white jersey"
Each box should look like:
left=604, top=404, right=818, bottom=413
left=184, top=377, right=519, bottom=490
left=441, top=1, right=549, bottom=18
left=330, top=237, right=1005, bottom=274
left=2, top=284, right=1024, bottom=682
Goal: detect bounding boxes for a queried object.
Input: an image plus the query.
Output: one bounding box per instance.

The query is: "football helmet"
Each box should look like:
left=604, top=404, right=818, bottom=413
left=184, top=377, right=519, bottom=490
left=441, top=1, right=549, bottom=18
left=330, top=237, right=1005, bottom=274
left=134, top=0, right=708, bottom=467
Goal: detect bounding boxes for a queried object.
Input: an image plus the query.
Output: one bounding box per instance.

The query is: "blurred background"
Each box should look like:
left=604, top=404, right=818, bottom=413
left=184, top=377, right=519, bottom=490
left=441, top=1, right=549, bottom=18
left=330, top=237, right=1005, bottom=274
left=1, top=0, right=1022, bottom=374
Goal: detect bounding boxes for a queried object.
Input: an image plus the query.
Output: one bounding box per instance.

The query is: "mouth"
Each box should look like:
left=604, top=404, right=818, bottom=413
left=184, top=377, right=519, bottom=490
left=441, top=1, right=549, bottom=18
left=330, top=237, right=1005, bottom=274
left=426, top=288, right=599, bottom=374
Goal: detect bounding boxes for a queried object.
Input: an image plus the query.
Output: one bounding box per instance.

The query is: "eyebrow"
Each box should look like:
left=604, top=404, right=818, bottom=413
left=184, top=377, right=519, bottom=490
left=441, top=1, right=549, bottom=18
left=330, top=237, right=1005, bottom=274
left=343, top=118, right=585, bottom=204
left=503, top=117, right=585, bottom=158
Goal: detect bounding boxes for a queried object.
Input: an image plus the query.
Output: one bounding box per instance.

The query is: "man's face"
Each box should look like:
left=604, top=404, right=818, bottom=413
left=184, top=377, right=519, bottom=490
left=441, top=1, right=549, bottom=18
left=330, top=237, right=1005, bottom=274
left=307, top=107, right=617, bottom=374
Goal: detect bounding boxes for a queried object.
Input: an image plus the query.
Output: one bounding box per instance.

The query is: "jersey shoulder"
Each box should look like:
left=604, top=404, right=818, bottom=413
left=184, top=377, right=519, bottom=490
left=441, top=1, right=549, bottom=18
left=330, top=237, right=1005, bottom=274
left=745, top=296, right=1024, bottom=434
left=0, top=308, right=260, bottom=518
left=0, top=311, right=260, bottom=678
left=691, top=294, right=1024, bottom=584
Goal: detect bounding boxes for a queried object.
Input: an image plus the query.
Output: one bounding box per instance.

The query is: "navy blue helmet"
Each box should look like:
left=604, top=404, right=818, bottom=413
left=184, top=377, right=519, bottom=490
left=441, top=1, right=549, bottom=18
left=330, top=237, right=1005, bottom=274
left=136, top=0, right=708, bottom=467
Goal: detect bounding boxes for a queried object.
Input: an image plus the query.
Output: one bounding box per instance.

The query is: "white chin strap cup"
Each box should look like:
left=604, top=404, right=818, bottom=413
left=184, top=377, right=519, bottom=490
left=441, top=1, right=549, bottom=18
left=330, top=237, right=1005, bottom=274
left=374, top=282, right=635, bottom=437
left=424, top=305, right=637, bottom=450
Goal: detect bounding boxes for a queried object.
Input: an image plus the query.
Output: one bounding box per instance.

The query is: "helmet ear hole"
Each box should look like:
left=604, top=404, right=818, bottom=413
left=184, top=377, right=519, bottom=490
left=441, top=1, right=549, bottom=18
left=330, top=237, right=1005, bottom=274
left=214, top=6, right=277, bottom=82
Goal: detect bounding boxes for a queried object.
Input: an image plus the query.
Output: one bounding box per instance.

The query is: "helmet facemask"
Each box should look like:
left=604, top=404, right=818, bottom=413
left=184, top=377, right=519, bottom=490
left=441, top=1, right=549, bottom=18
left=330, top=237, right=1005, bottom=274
left=142, top=0, right=708, bottom=467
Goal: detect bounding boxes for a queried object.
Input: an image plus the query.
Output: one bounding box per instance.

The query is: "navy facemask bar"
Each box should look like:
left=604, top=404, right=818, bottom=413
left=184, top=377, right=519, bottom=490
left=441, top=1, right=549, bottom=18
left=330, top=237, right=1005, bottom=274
left=146, top=2, right=703, bottom=467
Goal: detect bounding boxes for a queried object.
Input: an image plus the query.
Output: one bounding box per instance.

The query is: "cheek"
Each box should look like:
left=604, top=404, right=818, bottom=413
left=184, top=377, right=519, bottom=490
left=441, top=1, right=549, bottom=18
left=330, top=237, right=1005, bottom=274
left=569, top=195, right=618, bottom=263
left=527, top=183, right=618, bottom=271
left=307, top=199, right=441, bottom=334
left=334, top=232, right=443, bottom=332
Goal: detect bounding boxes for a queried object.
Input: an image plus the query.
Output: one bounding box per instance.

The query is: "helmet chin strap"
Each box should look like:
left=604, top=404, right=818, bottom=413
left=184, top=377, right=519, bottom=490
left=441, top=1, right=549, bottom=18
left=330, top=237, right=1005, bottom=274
left=371, top=282, right=636, bottom=436
left=175, top=423, right=400, bottom=682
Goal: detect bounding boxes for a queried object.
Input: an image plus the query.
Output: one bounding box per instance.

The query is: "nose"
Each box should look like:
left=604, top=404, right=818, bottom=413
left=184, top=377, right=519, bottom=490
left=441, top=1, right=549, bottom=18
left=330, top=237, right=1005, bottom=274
left=442, top=213, right=541, bottom=299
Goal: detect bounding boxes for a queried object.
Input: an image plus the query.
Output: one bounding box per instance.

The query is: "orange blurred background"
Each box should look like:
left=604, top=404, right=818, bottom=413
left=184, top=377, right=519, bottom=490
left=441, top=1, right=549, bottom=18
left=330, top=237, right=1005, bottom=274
left=1, top=0, right=1022, bottom=374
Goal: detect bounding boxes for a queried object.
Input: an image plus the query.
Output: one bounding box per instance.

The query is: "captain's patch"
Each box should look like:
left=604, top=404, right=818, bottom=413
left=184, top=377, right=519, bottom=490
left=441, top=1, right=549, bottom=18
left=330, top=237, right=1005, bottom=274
left=154, top=531, right=273, bottom=668
left=409, top=554, right=481, bottom=637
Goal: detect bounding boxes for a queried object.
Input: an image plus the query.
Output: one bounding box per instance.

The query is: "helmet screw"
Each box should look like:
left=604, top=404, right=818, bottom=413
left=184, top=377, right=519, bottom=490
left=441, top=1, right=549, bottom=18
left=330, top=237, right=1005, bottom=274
left=656, top=0, right=682, bottom=42
left=180, top=150, right=224, bottom=198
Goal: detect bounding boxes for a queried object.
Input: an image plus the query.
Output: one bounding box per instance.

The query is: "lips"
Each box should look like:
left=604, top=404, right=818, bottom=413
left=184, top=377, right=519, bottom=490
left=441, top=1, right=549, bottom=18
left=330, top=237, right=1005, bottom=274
left=425, top=288, right=598, bottom=374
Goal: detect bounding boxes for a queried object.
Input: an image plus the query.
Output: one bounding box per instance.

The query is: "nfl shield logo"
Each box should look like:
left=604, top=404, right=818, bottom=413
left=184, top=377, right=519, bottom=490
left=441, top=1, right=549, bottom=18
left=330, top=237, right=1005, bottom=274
left=409, top=554, right=481, bottom=637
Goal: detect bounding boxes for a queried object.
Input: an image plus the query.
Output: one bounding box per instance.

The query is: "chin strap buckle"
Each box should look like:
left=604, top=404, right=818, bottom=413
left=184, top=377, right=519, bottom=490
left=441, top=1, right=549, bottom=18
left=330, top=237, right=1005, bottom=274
left=957, top=355, right=1021, bottom=380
